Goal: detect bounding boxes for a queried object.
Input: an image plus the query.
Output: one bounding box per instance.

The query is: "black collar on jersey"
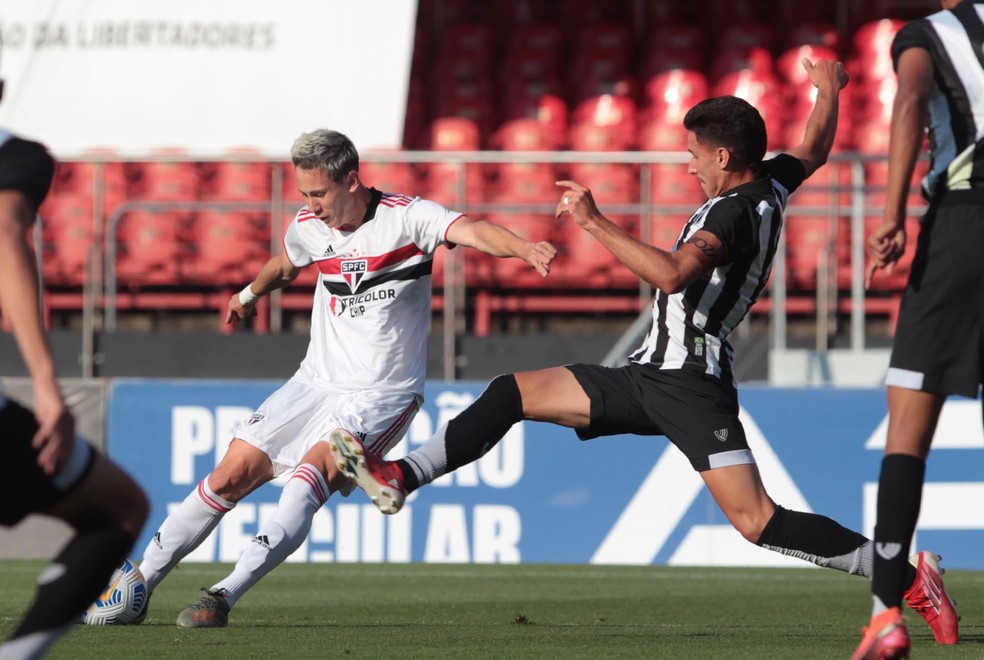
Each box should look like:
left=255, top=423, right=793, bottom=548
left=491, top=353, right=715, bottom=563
left=360, top=187, right=383, bottom=225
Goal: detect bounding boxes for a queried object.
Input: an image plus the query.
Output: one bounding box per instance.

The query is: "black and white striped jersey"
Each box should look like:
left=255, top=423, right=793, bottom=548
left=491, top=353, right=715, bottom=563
left=892, top=1, right=984, bottom=198
left=629, top=154, right=806, bottom=381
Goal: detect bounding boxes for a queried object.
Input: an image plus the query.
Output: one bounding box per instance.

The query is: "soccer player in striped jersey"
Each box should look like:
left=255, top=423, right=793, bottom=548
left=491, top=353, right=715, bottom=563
left=0, top=85, right=148, bottom=657
left=854, top=1, right=983, bottom=657
left=331, top=59, right=953, bottom=643
left=135, top=129, right=557, bottom=628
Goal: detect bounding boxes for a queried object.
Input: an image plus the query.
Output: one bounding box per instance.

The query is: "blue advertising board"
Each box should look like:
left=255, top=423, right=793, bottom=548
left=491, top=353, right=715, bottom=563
left=107, top=380, right=984, bottom=568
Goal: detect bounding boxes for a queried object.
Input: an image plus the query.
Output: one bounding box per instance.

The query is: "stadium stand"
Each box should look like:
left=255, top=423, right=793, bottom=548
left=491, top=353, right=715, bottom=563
left=35, top=0, right=934, bottom=338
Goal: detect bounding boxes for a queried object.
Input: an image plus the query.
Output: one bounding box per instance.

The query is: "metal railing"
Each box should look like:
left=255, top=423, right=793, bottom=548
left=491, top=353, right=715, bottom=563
left=39, top=150, right=924, bottom=379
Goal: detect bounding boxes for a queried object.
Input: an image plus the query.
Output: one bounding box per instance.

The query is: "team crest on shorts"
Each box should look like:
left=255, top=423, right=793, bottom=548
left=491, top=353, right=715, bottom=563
left=341, top=259, right=368, bottom=293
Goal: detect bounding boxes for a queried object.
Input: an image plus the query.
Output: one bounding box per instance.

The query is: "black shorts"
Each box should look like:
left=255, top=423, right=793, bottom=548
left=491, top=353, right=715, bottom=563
left=0, top=137, right=55, bottom=208
left=888, top=200, right=984, bottom=398
left=565, top=362, right=753, bottom=472
left=0, top=398, right=96, bottom=526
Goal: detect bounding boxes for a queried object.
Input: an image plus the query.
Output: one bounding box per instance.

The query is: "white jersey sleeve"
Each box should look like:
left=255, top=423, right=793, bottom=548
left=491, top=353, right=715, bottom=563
left=403, top=197, right=462, bottom=253
left=282, top=207, right=320, bottom=268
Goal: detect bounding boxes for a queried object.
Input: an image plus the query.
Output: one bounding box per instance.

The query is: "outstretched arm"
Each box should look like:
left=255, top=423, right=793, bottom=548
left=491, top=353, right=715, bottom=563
left=785, top=58, right=850, bottom=179
left=0, top=190, right=74, bottom=475
left=445, top=215, right=557, bottom=277
left=556, top=181, right=720, bottom=293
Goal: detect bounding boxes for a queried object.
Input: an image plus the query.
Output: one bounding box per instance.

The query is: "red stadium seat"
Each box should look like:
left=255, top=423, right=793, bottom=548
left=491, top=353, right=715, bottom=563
left=784, top=21, right=839, bottom=50
left=649, top=164, right=697, bottom=206
left=432, top=79, right=496, bottom=143
left=419, top=162, right=486, bottom=207
left=720, top=22, right=774, bottom=52
left=490, top=161, right=559, bottom=204
left=644, top=0, right=683, bottom=24
left=709, top=46, right=773, bottom=84
left=187, top=211, right=269, bottom=285
left=130, top=153, right=201, bottom=201
left=553, top=214, right=639, bottom=289
left=788, top=162, right=851, bottom=209
left=568, top=163, right=638, bottom=203
left=853, top=20, right=904, bottom=82
left=403, top=75, right=428, bottom=149
left=706, top=0, right=761, bottom=24
left=491, top=118, right=560, bottom=151
left=201, top=157, right=272, bottom=201
left=359, top=160, right=418, bottom=195
left=642, top=69, right=709, bottom=127
left=500, top=47, right=561, bottom=87
left=431, top=117, right=481, bottom=151
left=569, top=121, right=633, bottom=152
left=114, top=211, right=190, bottom=286
left=638, top=118, right=689, bottom=151
left=499, top=78, right=569, bottom=146
left=493, top=0, right=547, bottom=29
left=51, top=159, right=130, bottom=212
left=785, top=216, right=836, bottom=290
left=571, top=94, right=638, bottom=149
left=39, top=193, right=94, bottom=285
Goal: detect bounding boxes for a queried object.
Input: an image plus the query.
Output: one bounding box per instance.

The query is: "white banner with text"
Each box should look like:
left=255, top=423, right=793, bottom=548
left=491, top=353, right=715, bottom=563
left=0, top=0, right=417, bottom=156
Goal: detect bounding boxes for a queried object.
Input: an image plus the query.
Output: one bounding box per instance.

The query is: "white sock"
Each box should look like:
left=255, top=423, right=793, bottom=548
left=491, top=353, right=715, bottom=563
left=139, top=478, right=234, bottom=593
left=0, top=624, right=73, bottom=660
left=212, top=464, right=328, bottom=608
left=402, top=422, right=449, bottom=487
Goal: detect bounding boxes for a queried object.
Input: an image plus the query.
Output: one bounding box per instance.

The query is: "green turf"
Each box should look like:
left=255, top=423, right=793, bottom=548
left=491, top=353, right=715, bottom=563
left=0, top=561, right=981, bottom=658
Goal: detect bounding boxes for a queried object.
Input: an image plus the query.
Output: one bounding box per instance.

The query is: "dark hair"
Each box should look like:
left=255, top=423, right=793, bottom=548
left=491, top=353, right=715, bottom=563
left=290, top=129, right=359, bottom=182
left=683, top=96, right=767, bottom=169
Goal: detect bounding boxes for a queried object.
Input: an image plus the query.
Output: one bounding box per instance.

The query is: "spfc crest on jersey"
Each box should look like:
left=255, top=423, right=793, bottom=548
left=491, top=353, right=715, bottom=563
left=341, top=259, right=368, bottom=293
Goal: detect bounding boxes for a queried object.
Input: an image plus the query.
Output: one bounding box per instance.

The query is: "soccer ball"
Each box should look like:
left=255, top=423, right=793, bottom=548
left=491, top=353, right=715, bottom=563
left=82, top=558, right=148, bottom=625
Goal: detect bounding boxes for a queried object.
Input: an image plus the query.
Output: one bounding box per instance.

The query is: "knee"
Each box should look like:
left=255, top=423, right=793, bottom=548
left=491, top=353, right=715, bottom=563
left=207, top=446, right=273, bottom=501
left=730, top=509, right=775, bottom=544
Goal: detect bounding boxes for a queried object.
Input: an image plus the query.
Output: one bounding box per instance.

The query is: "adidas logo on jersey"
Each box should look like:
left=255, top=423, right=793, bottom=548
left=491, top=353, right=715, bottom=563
left=323, top=245, right=335, bottom=256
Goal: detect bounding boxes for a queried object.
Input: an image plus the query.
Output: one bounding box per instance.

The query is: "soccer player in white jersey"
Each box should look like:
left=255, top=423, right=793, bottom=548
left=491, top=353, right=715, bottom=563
left=135, top=129, right=557, bottom=627
left=331, top=60, right=958, bottom=645
left=0, top=78, right=148, bottom=657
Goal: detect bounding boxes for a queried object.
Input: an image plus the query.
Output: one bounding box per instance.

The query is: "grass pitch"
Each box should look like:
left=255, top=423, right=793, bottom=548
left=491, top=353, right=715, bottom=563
left=0, top=561, right=982, bottom=659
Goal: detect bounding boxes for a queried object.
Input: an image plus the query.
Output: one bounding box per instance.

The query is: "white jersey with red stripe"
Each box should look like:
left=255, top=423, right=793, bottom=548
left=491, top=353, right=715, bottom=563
left=283, top=188, right=461, bottom=395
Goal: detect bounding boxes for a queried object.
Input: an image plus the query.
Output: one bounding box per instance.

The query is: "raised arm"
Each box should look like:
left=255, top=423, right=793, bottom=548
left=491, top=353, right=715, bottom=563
left=445, top=215, right=557, bottom=277
left=785, top=58, right=850, bottom=179
left=556, top=181, right=720, bottom=293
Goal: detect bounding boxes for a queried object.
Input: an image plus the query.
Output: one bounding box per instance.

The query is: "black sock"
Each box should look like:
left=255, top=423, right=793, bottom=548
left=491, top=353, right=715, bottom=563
left=9, top=523, right=132, bottom=640
left=395, top=459, right=420, bottom=493
left=396, top=374, right=523, bottom=494
left=757, top=505, right=869, bottom=568
left=872, top=454, right=925, bottom=609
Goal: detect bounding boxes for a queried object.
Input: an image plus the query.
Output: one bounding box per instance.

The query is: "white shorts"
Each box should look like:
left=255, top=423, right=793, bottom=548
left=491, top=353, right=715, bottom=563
left=232, top=377, right=421, bottom=478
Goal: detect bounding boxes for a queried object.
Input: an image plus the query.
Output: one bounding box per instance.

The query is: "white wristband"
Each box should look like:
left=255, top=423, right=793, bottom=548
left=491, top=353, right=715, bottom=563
left=238, top=284, right=260, bottom=306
